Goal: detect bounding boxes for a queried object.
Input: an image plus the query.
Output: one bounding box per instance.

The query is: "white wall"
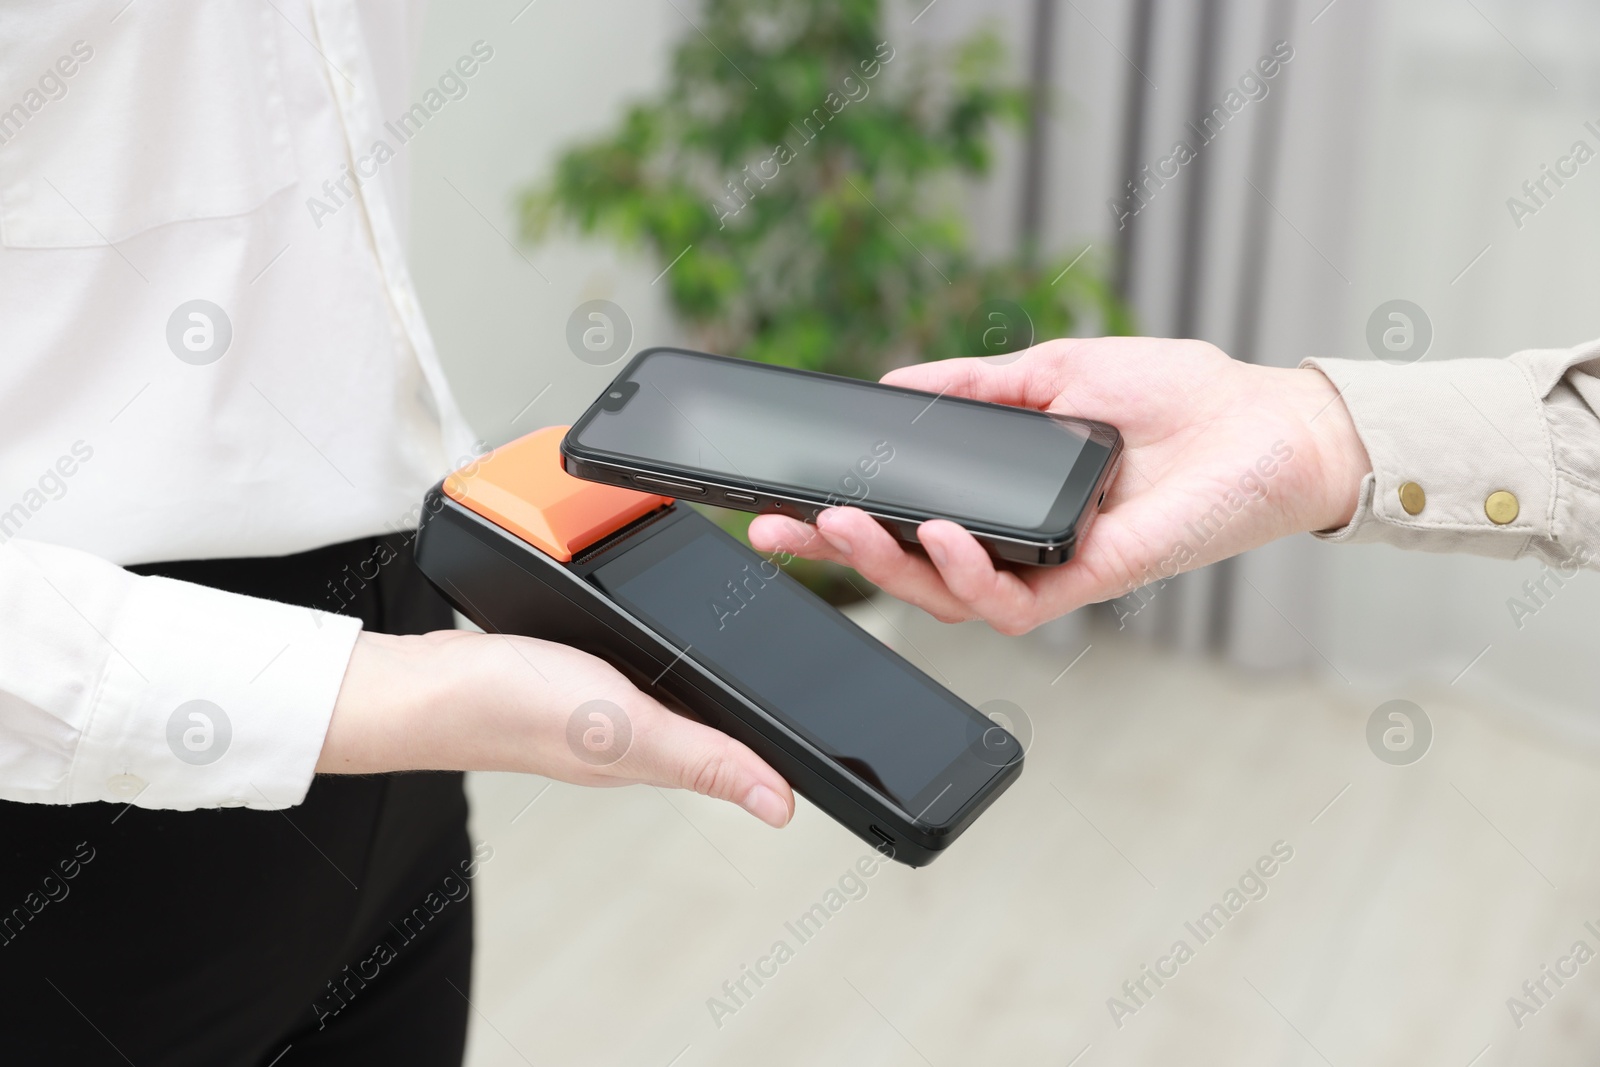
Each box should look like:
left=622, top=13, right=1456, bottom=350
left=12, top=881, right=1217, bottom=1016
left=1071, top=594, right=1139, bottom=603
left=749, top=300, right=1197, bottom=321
left=409, top=1, right=691, bottom=445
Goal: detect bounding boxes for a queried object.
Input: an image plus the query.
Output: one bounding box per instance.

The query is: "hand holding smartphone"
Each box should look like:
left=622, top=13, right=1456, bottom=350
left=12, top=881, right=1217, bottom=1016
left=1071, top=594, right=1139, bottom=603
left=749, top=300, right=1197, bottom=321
left=561, top=348, right=1122, bottom=565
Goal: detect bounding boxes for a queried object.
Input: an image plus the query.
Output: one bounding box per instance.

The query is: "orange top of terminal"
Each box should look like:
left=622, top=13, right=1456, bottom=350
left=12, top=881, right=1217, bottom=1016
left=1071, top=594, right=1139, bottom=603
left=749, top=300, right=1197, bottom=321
left=442, top=425, right=670, bottom=562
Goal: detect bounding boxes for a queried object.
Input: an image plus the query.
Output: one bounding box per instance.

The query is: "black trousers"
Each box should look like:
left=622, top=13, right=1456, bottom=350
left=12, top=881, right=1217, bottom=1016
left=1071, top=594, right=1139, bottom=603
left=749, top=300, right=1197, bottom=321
left=0, top=536, right=473, bottom=1066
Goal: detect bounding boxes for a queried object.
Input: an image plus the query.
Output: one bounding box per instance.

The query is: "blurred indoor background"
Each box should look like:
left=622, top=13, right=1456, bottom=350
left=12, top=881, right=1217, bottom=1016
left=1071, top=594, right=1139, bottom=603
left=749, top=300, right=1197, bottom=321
left=387, top=0, right=1600, bottom=1063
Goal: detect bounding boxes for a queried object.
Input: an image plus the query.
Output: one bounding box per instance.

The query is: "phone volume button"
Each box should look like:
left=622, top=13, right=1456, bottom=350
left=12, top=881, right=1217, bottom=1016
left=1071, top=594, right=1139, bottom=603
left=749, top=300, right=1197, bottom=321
left=632, top=475, right=706, bottom=496
left=724, top=491, right=757, bottom=504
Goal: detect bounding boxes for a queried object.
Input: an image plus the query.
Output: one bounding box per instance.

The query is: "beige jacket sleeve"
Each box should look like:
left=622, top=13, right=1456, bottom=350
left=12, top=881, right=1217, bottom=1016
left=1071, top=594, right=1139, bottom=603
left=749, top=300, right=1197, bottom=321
left=1303, top=337, right=1600, bottom=569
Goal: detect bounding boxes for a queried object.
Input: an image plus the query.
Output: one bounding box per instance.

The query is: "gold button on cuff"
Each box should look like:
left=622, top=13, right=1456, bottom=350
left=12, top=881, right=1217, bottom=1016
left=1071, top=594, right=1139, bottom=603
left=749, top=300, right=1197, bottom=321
left=1485, top=490, right=1519, bottom=525
left=1398, top=482, right=1426, bottom=515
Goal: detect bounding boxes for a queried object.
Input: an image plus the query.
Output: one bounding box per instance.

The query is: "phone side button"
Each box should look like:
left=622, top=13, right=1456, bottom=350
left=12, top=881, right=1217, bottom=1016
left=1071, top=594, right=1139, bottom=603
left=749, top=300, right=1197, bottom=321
left=633, top=475, right=707, bottom=495
left=724, top=491, right=757, bottom=504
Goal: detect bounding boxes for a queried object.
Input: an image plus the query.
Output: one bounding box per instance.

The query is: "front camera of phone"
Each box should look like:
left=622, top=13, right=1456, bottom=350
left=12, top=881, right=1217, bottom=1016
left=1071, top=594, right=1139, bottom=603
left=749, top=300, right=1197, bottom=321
left=598, top=379, right=640, bottom=412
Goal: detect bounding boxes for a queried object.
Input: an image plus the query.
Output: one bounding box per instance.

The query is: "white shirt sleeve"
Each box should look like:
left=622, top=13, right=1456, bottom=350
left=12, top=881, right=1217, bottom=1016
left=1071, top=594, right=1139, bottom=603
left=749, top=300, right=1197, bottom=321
left=0, top=538, right=363, bottom=810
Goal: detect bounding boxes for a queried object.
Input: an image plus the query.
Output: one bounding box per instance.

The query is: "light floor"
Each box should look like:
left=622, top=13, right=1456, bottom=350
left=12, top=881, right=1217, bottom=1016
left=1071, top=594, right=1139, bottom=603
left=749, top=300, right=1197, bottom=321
left=460, top=600, right=1600, bottom=1067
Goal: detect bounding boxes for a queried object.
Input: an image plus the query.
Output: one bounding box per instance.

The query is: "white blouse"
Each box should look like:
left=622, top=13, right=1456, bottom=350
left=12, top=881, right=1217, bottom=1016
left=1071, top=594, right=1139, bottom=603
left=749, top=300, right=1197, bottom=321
left=0, top=0, right=473, bottom=810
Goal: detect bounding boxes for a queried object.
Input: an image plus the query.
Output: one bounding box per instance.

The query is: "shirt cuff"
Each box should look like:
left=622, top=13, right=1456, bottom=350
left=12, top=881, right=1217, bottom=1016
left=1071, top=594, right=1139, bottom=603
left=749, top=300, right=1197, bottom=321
left=73, top=576, right=363, bottom=811
left=1302, top=356, right=1555, bottom=558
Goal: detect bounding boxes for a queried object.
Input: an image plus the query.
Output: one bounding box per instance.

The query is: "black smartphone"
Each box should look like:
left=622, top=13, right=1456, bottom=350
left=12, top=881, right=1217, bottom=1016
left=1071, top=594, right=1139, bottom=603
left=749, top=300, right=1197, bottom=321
left=413, top=427, right=1023, bottom=866
left=561, top=347, right=1123, bottom=565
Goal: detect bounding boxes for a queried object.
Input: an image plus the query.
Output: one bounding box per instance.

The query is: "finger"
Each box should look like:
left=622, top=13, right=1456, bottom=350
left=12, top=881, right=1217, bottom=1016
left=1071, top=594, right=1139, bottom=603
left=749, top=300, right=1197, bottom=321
left=996, top=509, right=1148, bottom=621
left=752, top=509, right=975, bottom=622
left=627, top=706, right=795, bottom=828
left=880, top=343, right=1075, bottom=410
left=810, top=508, right=975, bottom=623
left=917, top=520, right=1042, bottom=635
left=747, top=514, right=841, bottom=563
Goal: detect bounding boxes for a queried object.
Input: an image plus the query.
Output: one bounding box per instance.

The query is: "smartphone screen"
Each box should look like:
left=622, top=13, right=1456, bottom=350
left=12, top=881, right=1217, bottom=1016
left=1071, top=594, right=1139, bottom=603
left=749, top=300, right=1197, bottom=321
left=573, top=349, right=1092, bottom=531
left=588, top=516, right=1016, bottom=819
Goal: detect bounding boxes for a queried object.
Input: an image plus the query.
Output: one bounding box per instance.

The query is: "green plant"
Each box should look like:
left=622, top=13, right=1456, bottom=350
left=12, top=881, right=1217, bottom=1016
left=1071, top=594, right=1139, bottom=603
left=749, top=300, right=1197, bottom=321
left=520, top=0, right=1127, bottom=600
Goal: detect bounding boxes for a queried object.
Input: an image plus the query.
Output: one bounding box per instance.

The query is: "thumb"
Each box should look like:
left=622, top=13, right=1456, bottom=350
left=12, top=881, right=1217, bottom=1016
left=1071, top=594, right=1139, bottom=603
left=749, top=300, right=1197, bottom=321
left=881, top=342, right=1075, bottom=410
left=632, top=711, right=795, bottom=828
